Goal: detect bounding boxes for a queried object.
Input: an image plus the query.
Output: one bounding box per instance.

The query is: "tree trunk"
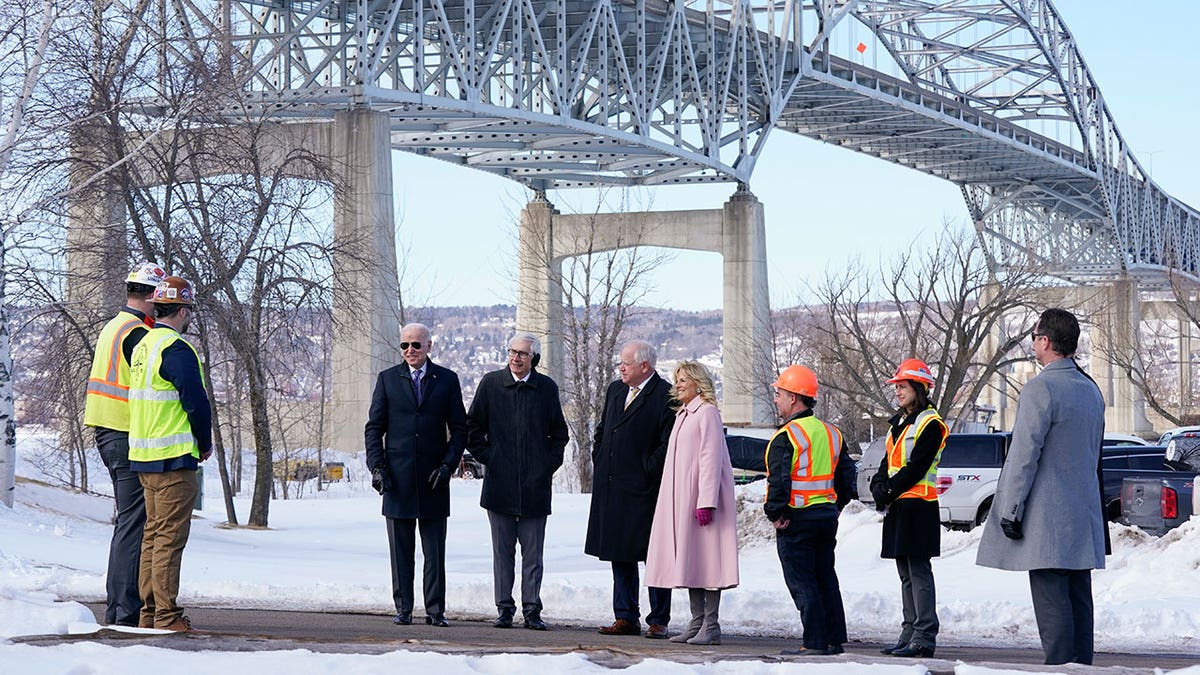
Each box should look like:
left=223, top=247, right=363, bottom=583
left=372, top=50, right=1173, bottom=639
left=0, top=239, right=15, bottom=508
left=246, top=362, right=274, bottom=527
left=196, top=323, right=238, bottom=524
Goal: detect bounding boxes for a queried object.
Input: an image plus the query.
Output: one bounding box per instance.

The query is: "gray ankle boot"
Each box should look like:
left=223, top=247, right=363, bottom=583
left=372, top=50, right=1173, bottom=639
left=686, top=590, right=721, bottom=645
left=670, top=589, right=705, bottom=643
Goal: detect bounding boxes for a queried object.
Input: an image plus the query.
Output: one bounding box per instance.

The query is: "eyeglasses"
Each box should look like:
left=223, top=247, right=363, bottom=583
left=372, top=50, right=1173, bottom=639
left=508, top=349, right=532, bottom=359
left=400, top=341, right=424, bottom=351
left=1030, top=332, right=1045, bottom=340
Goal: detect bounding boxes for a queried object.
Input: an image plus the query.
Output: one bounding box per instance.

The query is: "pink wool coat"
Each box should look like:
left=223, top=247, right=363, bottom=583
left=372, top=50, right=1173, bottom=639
left=644, top=397, right=740, bottom=590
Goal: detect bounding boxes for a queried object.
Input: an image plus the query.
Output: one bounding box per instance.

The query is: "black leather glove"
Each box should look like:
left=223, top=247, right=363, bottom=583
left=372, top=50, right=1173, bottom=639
left=869, top=474, right=893, bottom=510
left=428, top=465, right=451, bottom=491
left=1000, top=517, right=1024, bottom=540
left=371, top=467, right=391, bottom=495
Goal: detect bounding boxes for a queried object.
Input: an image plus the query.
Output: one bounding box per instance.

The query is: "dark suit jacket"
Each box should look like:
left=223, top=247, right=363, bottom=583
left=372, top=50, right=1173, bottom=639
left=584, top=372, right=675, bottom=561
left=365, top=359, right=467, bottom=519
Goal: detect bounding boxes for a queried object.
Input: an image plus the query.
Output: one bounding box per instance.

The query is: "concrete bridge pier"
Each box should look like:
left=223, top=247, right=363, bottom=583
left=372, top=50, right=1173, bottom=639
left=328, top=110, right=401, bottom=453
left=1089, top=279, right=1152, bottom=435
left=516, top=186, right=773, bottom=426
left=720, top=186, right=772, bottom=426
left=516, top=192, right=564, bottom=375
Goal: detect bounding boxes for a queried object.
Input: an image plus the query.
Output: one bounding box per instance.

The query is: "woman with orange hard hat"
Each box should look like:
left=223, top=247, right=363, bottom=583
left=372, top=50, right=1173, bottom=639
left=870, top=358, right=948, bottom=658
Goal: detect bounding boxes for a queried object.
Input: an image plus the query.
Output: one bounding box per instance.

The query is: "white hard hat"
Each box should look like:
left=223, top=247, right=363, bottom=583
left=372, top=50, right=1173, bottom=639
left=127, top=262, right=167, bottom=287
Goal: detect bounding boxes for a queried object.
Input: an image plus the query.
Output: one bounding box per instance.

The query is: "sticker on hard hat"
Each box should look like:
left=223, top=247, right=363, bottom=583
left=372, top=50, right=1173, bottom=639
left=166, top=288, right=178, bottom=299
left=179, top=287, right=193, bottom=302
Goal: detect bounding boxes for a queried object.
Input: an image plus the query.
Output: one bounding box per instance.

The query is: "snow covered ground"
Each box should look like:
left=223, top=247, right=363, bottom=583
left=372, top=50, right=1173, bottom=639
left=3, top=431, right=1199, bottom=674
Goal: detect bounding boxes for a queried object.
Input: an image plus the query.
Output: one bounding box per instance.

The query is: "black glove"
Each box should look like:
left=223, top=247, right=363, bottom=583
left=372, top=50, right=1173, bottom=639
left=371, top=467, right=391, bottom=495
left=428, top=465, right=451, bottom=491
left=1000, top=517, right=1024, bottom=540
left=869, top=474, right=893, bottom=510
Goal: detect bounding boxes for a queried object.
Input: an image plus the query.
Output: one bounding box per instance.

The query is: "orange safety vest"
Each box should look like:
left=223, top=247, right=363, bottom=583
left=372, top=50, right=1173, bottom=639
left=83, top=310, right=151, bottom=431
left=885, top=407, right=947, bottom=501
left=767, top=415, right=844, bottom=509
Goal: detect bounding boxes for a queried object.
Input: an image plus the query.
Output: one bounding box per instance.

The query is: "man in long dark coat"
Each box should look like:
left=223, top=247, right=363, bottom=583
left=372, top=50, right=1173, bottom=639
left=466, top=332, right=570, bottom=631
left=585, top=340, right=675, bottom=639
left=365, top=322, right=467, bottom=628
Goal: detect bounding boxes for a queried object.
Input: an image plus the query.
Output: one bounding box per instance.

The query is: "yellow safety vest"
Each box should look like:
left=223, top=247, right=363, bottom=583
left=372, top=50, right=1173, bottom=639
left=128, top=327, right=205, bottom=463
left=886, top=407, right=947, bottom=501
left=83, top=311, right=150, bottom=431
left=767, top=415, right=843, bottom=509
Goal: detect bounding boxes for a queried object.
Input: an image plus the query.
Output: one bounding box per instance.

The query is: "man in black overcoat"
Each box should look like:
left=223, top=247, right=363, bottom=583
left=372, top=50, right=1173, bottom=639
left=365, top=322, right=467, bottom=628
left=585, top=340, right=675, bottom=639
left=466, top=332, right=569, bottom=631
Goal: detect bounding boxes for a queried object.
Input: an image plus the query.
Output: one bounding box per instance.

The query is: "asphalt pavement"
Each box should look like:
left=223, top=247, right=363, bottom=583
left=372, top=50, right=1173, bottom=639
left=12, top=604, right=1197, bottom=674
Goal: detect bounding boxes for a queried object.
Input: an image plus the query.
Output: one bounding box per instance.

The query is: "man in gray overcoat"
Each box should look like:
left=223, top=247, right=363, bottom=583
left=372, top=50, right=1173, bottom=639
left=976, top=308, right=1107, bottom=666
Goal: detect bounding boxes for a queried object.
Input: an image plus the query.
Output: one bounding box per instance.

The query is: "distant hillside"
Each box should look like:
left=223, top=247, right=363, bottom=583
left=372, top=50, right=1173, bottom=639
left=408, top=305, right=724, bottom=398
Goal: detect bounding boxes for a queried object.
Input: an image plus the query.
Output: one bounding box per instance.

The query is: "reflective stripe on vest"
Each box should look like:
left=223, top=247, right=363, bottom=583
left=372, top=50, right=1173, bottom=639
left=128, top=328, right=204, bottom=463
left=83, top=313, right=147, bottom=430
left=767, top=416, right=843, bottom=509
left=886, top=407, right=947, bottom=501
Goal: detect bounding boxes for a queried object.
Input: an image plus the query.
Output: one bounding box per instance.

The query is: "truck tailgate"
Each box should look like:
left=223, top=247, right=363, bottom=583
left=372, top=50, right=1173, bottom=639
left=1122, top=477, right=1195, bottom=536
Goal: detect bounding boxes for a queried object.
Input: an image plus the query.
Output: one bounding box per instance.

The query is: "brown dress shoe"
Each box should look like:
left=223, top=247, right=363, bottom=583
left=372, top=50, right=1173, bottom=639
left=644, top=624, right=668, bottom=639
left=597, top=618, right=640, bottom=636
left=161, top=616, right=192, bottom=632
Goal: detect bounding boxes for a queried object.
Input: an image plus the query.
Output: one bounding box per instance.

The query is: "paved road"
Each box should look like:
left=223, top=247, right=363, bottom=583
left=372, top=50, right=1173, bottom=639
left=15, top=604, right=1196, bottom=674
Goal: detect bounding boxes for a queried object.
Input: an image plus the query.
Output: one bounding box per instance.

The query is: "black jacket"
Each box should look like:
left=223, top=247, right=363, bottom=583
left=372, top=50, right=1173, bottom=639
left=466, top=367, right=569, bottom=517
left=584, top=372, right=675, bottom=561
left=872, top=406, right=946, bottom=558
left=763, top=409, right=854, bottom=523
left=364, top=359, right=467, bottom=519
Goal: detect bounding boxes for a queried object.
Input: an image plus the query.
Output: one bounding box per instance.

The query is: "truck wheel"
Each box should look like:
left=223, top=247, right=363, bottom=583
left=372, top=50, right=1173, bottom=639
left=975, top=498, right=993, bottom=527
left=461, top=466, right=476, bottom=480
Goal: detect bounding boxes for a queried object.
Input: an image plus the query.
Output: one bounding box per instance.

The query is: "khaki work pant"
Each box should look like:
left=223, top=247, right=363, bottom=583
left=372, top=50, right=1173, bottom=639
left=137, top=469, right=198, bottom=628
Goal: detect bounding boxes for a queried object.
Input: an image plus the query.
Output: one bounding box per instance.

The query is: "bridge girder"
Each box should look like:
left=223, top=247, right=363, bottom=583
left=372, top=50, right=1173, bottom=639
left=106, top=0, right=1199, bottom=283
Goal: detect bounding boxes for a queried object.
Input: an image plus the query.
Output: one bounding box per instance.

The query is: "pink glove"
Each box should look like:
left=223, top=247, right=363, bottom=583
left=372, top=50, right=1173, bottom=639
left=694, top=508, right=714, bottom=527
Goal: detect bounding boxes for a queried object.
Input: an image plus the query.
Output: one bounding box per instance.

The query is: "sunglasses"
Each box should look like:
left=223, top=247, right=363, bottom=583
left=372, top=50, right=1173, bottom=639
left=400, top=341, right=424, bottom=351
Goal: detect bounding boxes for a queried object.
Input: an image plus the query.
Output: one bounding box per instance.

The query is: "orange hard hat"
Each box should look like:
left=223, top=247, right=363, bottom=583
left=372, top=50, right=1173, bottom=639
left=886, top=358, right=935, bottom=388
left=772, top=365, right=818, bottom=398
left=151, top=276, right=196, bottom=306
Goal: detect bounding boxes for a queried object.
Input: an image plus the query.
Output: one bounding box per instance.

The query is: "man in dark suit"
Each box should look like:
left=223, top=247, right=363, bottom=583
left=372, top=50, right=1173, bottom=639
left=585, top=340, right=675, bottom=639
left=365, top=322, right=467, bottom=628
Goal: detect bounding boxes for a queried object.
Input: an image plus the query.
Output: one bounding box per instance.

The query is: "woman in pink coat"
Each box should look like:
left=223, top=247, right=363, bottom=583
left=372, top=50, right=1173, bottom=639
left=645, top=360, right=739, bottom=645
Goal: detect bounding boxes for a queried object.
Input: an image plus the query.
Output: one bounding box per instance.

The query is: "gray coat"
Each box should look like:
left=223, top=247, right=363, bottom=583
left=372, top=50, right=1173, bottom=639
left=976, top=358, right=1106, bottom=571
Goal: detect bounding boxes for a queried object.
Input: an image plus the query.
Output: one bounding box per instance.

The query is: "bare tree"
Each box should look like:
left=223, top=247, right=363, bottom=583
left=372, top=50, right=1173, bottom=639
left=541, top=194, right=673, bottom=493
left=795, top=222, right=1045, bottom=437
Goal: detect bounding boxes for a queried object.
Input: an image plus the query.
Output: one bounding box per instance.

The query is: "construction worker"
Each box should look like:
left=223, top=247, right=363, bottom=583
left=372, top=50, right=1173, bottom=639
left=871, top=358, right=948, bottom=658
left=764, top=365, right=855, bottom=656
left=83, top=262, right=167, bottom=627
left=128, top=276, right=212, bottom=632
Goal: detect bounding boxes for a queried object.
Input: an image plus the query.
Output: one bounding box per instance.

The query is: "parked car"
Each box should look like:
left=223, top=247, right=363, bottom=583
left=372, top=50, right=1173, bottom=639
left=1158, top=425, right=1200, bottom=445
left=725, top=432, right=769, bottom=485
left=1120, top=432, right=1199, bottom=535
left=1100, top=444, right=1173, bottom=520
left=456, top=451, right=485, bottom=479
left=1102, top=433, right=1153, bottom=447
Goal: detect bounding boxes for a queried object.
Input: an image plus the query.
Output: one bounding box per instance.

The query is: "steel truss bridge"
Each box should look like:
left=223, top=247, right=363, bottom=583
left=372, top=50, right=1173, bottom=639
left=122, top=0, right=1199, bottom=285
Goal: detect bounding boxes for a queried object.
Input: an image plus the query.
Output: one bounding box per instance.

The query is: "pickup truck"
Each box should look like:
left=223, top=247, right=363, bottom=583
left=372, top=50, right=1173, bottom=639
left=1120, top=432, right=1200, bottom=535
left=858, top=434, right=1160, bottom=531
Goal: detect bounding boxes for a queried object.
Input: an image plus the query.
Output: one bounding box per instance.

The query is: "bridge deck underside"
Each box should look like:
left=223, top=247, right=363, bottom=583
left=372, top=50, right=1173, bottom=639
left=778, top=70, right=1102, bottom=223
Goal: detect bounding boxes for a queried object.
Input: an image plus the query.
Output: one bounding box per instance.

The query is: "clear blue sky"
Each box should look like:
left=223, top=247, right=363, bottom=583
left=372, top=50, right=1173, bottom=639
left=390, top=1, right=1200, bottom=311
